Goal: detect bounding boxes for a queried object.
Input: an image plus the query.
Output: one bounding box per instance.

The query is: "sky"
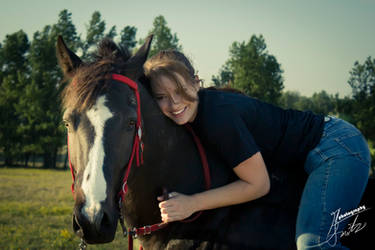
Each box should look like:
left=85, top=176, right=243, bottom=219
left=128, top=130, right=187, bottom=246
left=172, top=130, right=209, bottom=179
left=1, top=0, right=374, bottom=97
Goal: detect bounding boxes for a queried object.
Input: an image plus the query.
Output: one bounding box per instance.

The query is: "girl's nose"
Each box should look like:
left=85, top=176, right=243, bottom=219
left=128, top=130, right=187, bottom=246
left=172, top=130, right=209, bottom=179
left=169, top=93, right=181, bottom=105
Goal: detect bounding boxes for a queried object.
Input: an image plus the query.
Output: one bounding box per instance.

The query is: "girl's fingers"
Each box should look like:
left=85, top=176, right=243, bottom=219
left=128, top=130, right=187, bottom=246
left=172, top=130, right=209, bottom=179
left=158, top=201, right=175, bottom=208
left=157, top=191, right=179, bottom=202
left=168, top=192, right=179, bottom=199
left=160, top=207, right=175, bottom=214
left=161, top=213, right=178, bottom=223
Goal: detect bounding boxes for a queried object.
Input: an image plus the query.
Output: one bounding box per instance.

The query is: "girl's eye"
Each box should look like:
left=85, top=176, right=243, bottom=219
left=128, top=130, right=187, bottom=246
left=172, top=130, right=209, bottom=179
left=155, top=96, right=165, bottom=100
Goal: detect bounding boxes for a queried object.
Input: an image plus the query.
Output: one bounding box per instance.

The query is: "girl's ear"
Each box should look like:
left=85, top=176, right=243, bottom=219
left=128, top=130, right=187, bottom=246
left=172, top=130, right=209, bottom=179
left=194, top=75, right=201, bottom=89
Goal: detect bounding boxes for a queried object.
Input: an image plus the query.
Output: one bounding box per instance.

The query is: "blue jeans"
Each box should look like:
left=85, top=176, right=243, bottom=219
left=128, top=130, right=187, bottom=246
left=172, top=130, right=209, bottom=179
left=296, top=116, right=370, bottom=250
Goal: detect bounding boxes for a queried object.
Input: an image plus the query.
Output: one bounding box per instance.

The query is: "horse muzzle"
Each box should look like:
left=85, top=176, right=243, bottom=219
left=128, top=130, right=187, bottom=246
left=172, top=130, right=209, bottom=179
left=73, top=202, right=119, bottom=244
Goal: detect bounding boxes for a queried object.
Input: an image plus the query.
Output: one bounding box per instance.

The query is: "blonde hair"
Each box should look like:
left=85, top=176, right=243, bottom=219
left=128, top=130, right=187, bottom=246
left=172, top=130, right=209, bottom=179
left=144, top=50, right=198, bottom=102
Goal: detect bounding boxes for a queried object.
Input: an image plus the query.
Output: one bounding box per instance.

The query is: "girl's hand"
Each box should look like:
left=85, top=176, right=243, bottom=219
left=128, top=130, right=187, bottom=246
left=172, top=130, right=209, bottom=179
left=157, top=192, right=196, bottom=223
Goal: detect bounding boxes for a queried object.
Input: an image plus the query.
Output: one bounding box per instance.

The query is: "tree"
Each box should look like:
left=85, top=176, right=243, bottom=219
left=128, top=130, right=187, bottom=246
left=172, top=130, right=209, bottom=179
left=50, top=9, right=80, bottom=52
left=0, top=42, right=4, bottom=84
left=334, top=95, right=356, bottom=124
left=280, top=90, right=302, bottom=109
left=24, top=25, right=59, bottom=168
left=0, top=30, right=30, bottom=166
left=280, top=90, right=336, bottom=116
left=145, top=15, right=182, bottom=57
left=23, top=9, right=82, bottom=168
left=348, top=56, right=375, bottom=141
left=213, top=35, right=284, bottom=105
left=212, top=64, right=233, bottom=87
left=81, top=11, right=116, bottom=59
left=119, top=26, right=137, bottom=51
left=14, top=10, right=79, bottom=168
left=309, top=91, right=336, bottom=115
left=0, top=30, right=29, bottom=78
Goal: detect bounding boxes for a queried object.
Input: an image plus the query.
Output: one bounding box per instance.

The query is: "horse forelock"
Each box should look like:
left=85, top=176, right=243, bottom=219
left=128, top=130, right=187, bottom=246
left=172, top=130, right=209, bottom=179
left=96, top=38, right=131, bottom=62
left=61, top=38, right=132, bottom=112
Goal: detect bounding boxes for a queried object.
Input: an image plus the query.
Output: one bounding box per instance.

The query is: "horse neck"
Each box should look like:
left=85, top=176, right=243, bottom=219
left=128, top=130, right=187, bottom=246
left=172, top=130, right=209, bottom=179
left=139, top=83, right=196, bottom=166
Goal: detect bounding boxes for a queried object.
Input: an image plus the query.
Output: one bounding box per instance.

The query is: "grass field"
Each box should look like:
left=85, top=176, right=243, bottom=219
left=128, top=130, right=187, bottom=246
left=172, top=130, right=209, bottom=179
left=0, top=168, right=139, bottom=250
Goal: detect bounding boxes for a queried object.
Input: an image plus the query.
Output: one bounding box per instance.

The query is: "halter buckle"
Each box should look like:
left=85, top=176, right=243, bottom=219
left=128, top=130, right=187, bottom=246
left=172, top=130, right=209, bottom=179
left=131, top=227, right=138, bottom=238
left=137, top=127, right=142, bottom=139
left=143, top=225, right=152, bottom=235
left=121, top=181, right=127, bottom=194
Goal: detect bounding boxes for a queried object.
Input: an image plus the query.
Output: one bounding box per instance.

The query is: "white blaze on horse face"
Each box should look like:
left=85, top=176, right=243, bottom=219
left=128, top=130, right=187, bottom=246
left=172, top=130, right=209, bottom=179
left=82, top=95, right=113, bottom=222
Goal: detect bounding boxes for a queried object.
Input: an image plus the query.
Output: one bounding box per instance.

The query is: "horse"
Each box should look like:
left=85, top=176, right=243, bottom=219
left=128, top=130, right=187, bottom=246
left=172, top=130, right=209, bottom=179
left=56, top=35, right=374, bottom=249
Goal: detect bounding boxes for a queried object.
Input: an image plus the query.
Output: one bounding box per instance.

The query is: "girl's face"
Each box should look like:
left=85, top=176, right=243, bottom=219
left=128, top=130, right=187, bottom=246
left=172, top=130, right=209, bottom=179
left=151, top=74, right=200, bottom=125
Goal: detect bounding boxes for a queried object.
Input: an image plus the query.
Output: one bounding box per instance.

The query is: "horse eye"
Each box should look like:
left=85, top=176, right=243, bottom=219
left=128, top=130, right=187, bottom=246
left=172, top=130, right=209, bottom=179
left=62, top=120, right=72, bottom=132
left=128, top=120, right=136, bottom=128
left=62, top=120, right=69, bottom=128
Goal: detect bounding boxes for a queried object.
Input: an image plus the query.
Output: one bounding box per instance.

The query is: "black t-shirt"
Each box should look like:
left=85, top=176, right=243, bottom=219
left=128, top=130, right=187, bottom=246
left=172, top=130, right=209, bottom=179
left=190, top=89, right=325, bottom=169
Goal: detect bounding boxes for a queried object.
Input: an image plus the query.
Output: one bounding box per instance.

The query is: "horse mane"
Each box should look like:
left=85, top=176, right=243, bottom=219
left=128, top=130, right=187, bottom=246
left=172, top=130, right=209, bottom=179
left=61, top=38, right=132, bottom=112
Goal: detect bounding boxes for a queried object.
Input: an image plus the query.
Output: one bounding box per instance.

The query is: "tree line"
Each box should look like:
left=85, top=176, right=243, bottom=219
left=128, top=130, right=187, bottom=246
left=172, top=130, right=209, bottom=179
left=212, top=35, right=375, bottom=172
left=0, top=10, right=374, bottom=172
left=0, top=10, right=182, bottom=168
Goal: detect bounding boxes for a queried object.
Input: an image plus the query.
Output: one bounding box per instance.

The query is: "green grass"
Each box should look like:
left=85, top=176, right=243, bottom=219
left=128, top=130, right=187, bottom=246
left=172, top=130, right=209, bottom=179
left=0, top=168, right=139, bottom=250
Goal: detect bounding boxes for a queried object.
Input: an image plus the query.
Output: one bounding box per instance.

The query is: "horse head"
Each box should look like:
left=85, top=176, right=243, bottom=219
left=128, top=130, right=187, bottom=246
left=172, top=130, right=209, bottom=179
left=56, top=35, right=153, bottom=244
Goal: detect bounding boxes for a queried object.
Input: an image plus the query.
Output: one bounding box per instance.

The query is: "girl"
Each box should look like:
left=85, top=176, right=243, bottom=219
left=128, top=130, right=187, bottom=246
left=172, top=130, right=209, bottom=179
left=143, top=50, right=370, bottom=249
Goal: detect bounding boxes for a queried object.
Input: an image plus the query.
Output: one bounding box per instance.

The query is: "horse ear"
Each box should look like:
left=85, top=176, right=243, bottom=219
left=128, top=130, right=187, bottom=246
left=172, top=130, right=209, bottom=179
left=56, top=35, right=82, bottom=79
left=125, top=34, right=153, bottom=79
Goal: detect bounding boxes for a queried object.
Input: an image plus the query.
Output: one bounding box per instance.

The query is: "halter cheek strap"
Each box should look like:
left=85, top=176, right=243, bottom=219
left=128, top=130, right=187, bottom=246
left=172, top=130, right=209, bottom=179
left=67, top=135, right=75, bottom=194
left=112, top=74, right=144, bottom=202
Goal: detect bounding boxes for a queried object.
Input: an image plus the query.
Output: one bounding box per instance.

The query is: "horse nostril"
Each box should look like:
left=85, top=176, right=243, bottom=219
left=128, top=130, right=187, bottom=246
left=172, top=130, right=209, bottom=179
left=73, top=214, right=84, bottom=238
left=100, top=210, right=111, bottom=229
left=93, top=209, right=112, bottom=233
left=94, top=209, right=104, bottom=232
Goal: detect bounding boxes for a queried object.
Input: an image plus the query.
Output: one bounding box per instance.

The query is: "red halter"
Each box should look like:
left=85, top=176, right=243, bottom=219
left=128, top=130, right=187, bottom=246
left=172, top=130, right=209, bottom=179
left=111, top=74, right=144, bottom=202
left=68, top=73, right=144, bottom=199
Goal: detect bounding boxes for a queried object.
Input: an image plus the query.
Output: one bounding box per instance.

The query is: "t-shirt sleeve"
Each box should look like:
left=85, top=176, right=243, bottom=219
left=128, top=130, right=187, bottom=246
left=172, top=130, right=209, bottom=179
left=204, top=106, right=260, bottom=169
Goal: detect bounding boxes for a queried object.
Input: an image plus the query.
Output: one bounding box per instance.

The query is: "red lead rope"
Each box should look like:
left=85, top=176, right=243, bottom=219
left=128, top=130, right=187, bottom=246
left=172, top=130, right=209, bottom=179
left=184, top=123, right=211, bottom=190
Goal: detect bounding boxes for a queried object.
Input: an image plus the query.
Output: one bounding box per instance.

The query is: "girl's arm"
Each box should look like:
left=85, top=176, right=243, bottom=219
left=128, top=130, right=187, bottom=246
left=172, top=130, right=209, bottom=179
left=158, top=151, right=270, bottom=223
